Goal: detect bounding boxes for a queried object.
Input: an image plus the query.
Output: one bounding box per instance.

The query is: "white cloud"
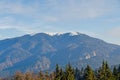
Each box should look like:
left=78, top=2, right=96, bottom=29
left=44, top=0, right=117, bottom=20
left=105, top=18, right=120, bottom=23
left=0, top=0, right=39, bottom=17
left=96, top=27, right=120, bottom=44
left=42, top=16, right=59, bottom=22
left=0, top=35, right=3, bottom=39
left=0, top=16, right=15, bottom=25
left=105, top=27, right=120, bottom=38
left=0, top=0, right=118, bottom=20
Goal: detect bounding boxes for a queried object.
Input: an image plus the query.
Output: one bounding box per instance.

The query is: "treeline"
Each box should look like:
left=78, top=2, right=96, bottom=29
left=2, top=61, right=120, bottom=80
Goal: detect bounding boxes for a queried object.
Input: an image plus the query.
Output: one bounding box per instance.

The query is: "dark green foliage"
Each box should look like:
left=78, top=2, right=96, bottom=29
left=65, top=64, right=75, bottom=80
left=96, top=61, right=115, bottom=80
left=54, top=64, right=62, bottom=80
left=113, top=66, right=118, bottom=80
left=54, top=64, right=75, bottom=80
left=2, top=61, right=120, bottom=80
left=75, top=68, right=81, bottom=80
left=84, top=65, right=96, bottom=80
left=114, top=65, right=120, bottom=80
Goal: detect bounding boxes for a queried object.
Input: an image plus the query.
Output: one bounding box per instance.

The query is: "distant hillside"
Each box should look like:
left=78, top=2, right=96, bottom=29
left=0, top=32, right=120, bottom=77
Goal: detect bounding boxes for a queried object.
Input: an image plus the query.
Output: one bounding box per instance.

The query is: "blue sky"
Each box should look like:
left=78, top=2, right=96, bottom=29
left=0, top=0, right=120, bottom=44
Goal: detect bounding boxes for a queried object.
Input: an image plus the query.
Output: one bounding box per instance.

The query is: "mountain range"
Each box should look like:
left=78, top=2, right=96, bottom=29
left=0, top=32, right=120, bottom=77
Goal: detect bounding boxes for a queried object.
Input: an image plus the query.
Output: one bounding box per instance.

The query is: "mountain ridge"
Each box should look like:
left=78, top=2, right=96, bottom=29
left=0, top=32, right=120, bottom=77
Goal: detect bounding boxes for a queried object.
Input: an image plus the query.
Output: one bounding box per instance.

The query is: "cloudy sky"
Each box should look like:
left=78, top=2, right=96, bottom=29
left=0, top=0, right=120, bottom=44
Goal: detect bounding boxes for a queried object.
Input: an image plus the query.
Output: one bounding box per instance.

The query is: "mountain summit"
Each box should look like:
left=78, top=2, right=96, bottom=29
left=37, top=32, right=81, bottom=36
left=0, top=32, right=120, bottom=77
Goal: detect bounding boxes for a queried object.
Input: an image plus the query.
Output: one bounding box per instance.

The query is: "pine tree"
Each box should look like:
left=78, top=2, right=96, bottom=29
left=61, top=72, right=67, bottom=80
left=54, top=64, right=61, bottom=80
left=75, top=68, right=81, bottom=80
left=84, top=65, right=96, bottom=80
left=117, top=64, right=120, bottom=80
left=97, top=61, right=115, bottom=80
left=113, top=66, right=118, bottom=80
left=65, top=64, right=75, bottom=80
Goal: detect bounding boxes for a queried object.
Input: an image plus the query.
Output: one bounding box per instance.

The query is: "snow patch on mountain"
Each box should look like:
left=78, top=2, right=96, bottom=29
left=40, top=32, right=81, bottom=36
left=68, top=32, right=80, bottom=36
left=85, top=54, right=91, bottom=59
left=93, top=51, right=96, bottom=56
